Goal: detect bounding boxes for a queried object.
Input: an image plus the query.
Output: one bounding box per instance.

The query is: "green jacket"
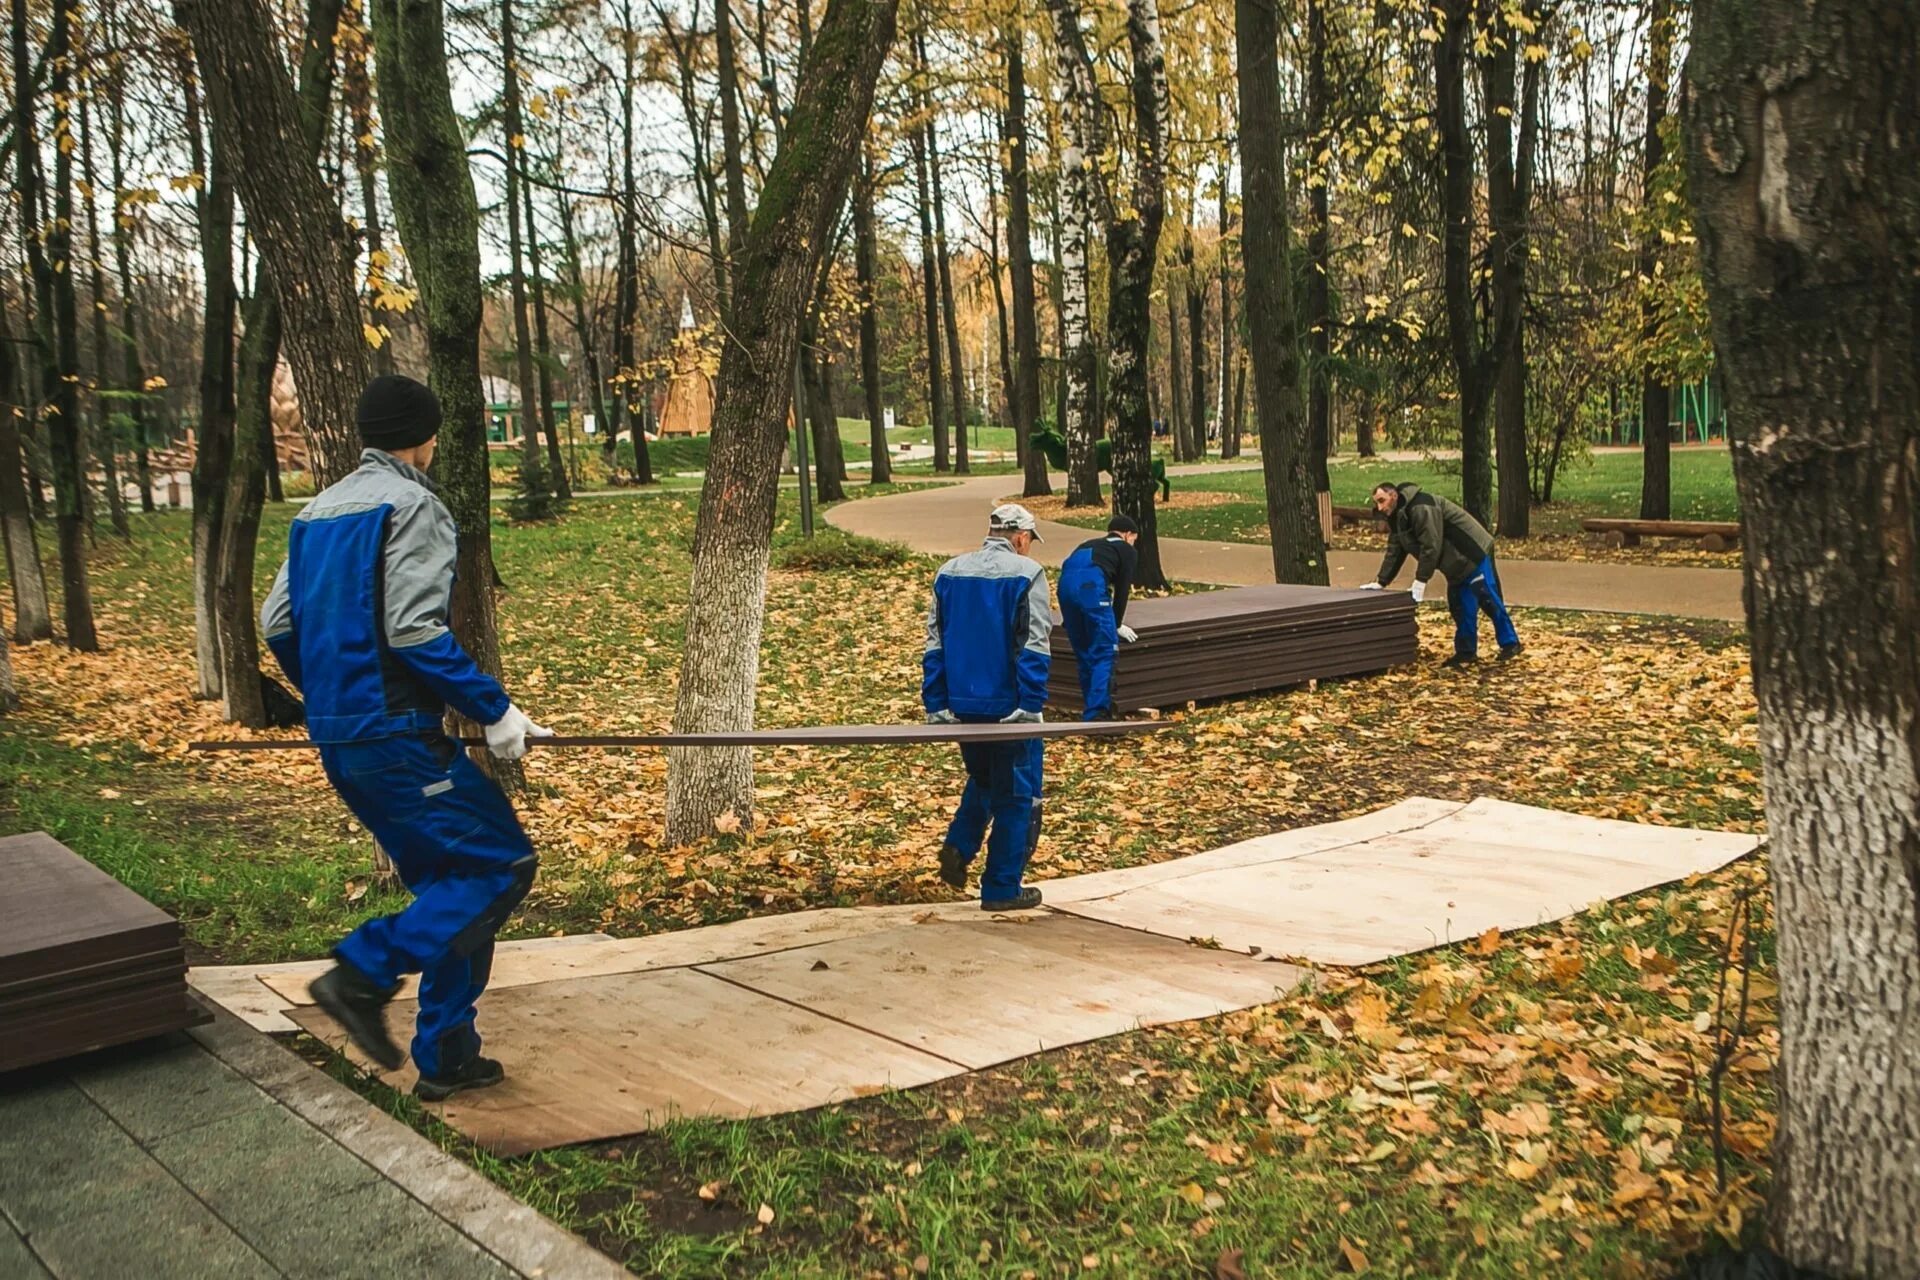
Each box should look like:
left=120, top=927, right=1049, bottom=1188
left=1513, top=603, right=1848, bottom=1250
left=1374, top=483, right=1495, bottom=586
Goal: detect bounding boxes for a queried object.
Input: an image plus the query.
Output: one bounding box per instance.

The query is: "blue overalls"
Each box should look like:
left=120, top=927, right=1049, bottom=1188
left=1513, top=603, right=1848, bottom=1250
left=262, top=449, right=536, bottom=1078
left=922, top=538, right=1052, bottom=901
left=1447, top=555, right=1520, bottom=660
left=1057, top=546, right=1119, bottom=720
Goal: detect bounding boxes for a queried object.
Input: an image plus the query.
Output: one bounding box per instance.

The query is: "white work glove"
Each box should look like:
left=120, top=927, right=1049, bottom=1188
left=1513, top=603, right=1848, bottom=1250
left=1117, top=624, right=1138, bottom=643
left=926, top=708, right=960, bottom=725
left=484, top=704, right=553, bottom=761
left=1358, top=582, right=1383, bottom=591
left=1409, top=580, right=1428, bottom=604
left=999, top=708, right=1043, bottom=724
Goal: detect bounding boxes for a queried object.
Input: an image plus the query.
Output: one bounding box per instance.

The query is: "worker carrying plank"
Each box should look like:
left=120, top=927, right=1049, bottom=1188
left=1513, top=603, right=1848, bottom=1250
left=1361, top=481, right=1523, bottom=667
left=924, top=503, right=1053, bottom=911
left=1057, top=514, right=1140, bottom=720
left=260, top=374, right=549, bottom=1100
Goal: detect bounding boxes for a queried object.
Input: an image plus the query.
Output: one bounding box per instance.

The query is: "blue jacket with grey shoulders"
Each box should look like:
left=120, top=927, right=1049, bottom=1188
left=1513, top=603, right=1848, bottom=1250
left=922, top=537, right=1052, bottom=719
left=260, top=449, right=510, bottom=743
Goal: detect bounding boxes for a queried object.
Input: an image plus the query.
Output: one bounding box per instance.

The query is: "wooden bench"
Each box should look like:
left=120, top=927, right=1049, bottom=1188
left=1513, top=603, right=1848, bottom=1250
left=1581, top=518, right=1741, bottom=551
left=1331, top=504, right=1384, bottom=529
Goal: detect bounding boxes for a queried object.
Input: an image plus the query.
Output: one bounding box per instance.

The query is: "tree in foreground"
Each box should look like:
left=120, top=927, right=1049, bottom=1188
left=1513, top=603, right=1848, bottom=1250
left=663, top=0, right=900, bottom=844
left=1685, top=0, right=1919, bottom=1271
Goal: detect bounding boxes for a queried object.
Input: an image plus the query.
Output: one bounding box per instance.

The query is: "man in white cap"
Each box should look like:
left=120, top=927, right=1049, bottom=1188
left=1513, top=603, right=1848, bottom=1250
left=922, top=503, right=1052, bottom=910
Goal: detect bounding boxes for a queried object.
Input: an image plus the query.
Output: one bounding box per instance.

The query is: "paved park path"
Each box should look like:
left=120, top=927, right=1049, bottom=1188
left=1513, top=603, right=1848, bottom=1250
left=825, top=467, right=1748, bottom=622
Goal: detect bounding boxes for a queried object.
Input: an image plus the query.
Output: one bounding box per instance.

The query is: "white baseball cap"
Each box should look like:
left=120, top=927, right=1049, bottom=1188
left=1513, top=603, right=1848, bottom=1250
left=989, top=503, right=1042, bottom=541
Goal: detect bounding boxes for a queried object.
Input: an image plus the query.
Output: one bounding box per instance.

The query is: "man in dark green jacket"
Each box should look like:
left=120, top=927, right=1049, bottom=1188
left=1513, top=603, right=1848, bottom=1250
left=1360, top=481, right=1522, bottom=666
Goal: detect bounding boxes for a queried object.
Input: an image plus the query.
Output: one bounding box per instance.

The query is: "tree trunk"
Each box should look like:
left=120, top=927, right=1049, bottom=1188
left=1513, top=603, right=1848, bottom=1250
left=499, top=0, right=550, bottom=508
left=715, top=0, right=748, bottom=317
left=1639, top=0, right=1675, bottom=520
left=14, top=0, right=97, bottom=650
left=1047, top=0, right=1102, bottom=507
left=1305, top=0, right=1331, bottom=493
left=175, top=0, right=369, bottom=488
left=1185, top=229, right=1207, bottom=460
left=1236, top=0, right=1326, bottom=584
left=616, top=9, right=652, bottom=486
left=666, top=0, right=898, bottom=845
left=926, top=77, right=968, bottom=475
left=1004, top=24, right=1048, bottom=497
left=910, top=118, right=949, bottom=472
left=1435, top=0, right=1494, bottom=526
left=106, top=56, right=156, bottom=516
left=343, top=2, right=394, bottom=378
left=1484, top=1, right=1530, bottom=537
left=0, top=613, right=15, bottom=712
left=0, top=282, right=51, bottom=643
left=853, top=150, right=890, bottom=484
left=1686, top=3, right=1920, bottom=1273
left=519, top=153, right=570, bottom=500
left=1218, top=162, right=1238, bottom=461
left=370, top=0, right=513, bottom=771
left=1166, top=283, right=1189, bottom=461
left=77, top=96, right=130, bottom=540
left=188, top=70, right=238, bottom=700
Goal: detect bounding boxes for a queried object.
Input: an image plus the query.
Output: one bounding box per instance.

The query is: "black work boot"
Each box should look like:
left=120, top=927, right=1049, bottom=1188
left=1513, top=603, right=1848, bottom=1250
left=1498, top=642, right=1525, bottom=661
left=309, top=961, right=403, bottom=1071
left=938, top=844, right=971, bottom=890
left=1440, top=653, right=1477, bottom=669
left=981, top=886, right=1044, bottom=913
left=414, top=1056, right=506, bottom=1102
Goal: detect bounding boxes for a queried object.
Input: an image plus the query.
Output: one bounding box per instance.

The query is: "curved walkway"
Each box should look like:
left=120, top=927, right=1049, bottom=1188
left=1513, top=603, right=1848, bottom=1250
left=825, top=467, right=1747, bottom=622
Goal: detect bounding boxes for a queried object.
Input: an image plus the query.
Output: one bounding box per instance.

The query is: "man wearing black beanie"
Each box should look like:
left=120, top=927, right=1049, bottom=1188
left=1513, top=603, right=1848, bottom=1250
left=259, top=373, right=550, bottom=1099
left=1056, top=514, right=1140, bottom=719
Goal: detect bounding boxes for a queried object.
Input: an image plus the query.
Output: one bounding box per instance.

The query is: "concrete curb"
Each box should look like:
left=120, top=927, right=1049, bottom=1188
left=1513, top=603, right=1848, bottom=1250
left=188, top=1007, right=627, bottom=1280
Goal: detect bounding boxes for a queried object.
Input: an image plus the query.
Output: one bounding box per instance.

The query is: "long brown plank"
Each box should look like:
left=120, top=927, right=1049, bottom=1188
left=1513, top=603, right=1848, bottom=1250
left=188, top=719, right=1171, bottom=753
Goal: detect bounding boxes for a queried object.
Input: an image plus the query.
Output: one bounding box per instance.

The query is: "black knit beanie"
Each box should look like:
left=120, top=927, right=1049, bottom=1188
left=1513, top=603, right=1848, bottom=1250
left=355, top=374, right=442, bottom=451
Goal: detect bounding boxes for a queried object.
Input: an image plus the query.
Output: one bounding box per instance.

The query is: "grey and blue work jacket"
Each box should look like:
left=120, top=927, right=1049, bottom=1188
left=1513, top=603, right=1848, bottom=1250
left=261, top=449, right=510, bottom=743
left=922, top=537, right=1053, bottom=719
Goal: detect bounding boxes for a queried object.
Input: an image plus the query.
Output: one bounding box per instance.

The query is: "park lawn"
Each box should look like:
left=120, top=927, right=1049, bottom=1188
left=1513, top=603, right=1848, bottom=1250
left=1035, top=447, right=1741, bottom=566
left=2, top=493, right=1772, bottom=1275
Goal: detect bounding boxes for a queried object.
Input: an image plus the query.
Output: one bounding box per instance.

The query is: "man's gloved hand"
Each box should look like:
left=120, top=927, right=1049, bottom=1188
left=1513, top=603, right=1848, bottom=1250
left=1409, top=580, right=1427, bottom=604
left=926, top=708, right=960, bottom=725
left=999, top=708, right=1043, bottom=724
left=1117, top=624, right=1138, bottom=643
left=1358, top=582, right=1383, bottom=591
left=484, top=704, right=552, bottom=761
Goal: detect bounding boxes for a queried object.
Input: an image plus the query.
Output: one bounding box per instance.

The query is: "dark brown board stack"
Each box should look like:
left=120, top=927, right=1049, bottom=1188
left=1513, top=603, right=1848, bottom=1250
left=1046, top=583, right=1419, bottom=714
left=0, top=832, right=208, bottom=1073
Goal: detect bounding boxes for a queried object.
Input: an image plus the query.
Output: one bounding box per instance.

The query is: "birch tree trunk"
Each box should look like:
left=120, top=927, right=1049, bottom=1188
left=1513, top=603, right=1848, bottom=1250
left=665, top=0, right=898, bottom=845
left=1686, top=2, right=1920, bottom=1272
left=1046, top=0, right=1103, bottom=509
left=186, top=67, right=237, bottom=700
left=1236, top=0, right=1326, bottom=584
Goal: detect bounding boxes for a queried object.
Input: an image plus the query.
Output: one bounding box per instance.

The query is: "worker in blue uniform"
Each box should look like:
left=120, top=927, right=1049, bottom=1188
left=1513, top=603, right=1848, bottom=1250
left=924, top=503, right=1053, bottom=911
left=261, top=374, right=550, bottom=1101
left=1056, top=514, right=1140, bottom=720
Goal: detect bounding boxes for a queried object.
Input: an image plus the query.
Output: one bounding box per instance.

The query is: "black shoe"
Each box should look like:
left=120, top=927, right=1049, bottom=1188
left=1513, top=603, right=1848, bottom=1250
left=414, top=1056, right=505, bottom=1102
left=1440, top=653, right=1478, bottom=669
left=1498, top=642, right=1525, bottom=661
left=938, top=844, right=971, bottom=890
left=310, top=962, right=403, bottom=1071
left=981, top=887, right=1044, bottom=913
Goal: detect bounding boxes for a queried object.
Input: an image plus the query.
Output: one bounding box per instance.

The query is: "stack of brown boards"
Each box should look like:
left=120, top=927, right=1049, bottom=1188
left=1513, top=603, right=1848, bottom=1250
left=0, top=832, right=207, bottom=1073
left=1047, top=584, right=1418, bottom=714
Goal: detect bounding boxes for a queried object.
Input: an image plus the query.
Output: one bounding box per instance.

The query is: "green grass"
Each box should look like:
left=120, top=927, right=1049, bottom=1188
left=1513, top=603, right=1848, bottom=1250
left=1051, top=448, right=1740, bottom=545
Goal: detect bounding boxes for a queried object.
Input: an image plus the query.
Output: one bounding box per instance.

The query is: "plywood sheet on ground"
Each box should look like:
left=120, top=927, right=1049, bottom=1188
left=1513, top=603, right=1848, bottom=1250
left=699, top=913, right=1306, bottom=1069
left=288, top=968, right=962, bottom=1155
left=1052, top=803, right=1761, bottom=966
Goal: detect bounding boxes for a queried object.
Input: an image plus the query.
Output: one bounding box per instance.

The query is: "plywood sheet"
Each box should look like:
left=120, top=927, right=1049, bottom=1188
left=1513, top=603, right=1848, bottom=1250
left=1053, top=809, right=1761, bottom=966
left=700, top=914, right=1306, bottom=1069
left=289, top=968, right=960, bottom=1155
left=1045, top=797, right=1464, bottom=903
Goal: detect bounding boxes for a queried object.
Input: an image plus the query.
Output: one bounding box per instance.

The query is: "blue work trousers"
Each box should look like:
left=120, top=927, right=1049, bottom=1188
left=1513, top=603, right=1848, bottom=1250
left=1058, top=560, right=1118, bottom=720
left=319, top=732, right=537, bottom=1078
left=1447, top=555, right=1520, bottom=659
left=943, top=718, right=1044, bottom=901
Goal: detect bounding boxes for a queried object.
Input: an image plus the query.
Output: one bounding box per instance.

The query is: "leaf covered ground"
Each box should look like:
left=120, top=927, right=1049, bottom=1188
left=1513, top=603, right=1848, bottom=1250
left=1, top=492, right=1773, bottom=1276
